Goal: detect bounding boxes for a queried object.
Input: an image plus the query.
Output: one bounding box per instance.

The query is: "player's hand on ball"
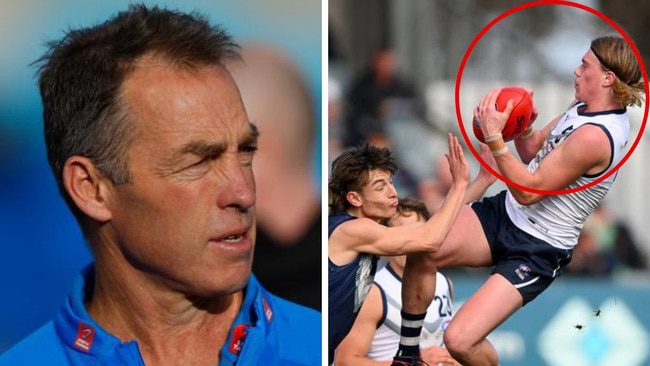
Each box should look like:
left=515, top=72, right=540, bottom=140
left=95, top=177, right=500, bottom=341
left=476, top=88, right=513, bottom=138
left=473, top=86, right=534, bottom=142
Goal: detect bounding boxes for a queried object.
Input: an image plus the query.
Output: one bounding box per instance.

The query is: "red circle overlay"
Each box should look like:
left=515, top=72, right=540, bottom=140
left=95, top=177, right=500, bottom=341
left=455, top=0, right=649, bottom=195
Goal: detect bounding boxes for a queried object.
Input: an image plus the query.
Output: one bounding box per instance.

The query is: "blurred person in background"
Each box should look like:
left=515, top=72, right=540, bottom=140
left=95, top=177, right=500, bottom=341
left=342, top=47, right=424, bottom=198
left=417, top=155, right=454, bottom=213
left=329, top=75, right=345, bottom=171
left=0, top=5, right=320, bottom=365
left=231, top=44, right=321, bottom=310
left=343, top=48, right=419, bottom=148
left=334, top=196, right=461, bottom=366
left=566, top=203, right=647, bottom=276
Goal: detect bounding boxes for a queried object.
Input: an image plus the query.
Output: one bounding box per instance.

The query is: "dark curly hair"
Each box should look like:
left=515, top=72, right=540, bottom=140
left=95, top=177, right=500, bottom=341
left=328, top=144, right=398, bottom=214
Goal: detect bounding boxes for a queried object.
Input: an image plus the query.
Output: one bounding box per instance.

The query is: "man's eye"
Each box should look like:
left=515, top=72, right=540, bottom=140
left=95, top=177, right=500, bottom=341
left=187, top=158, right=208, bottom=169
left=240, top=145, right=258, bottom=165
left=241, top=145, right=258, bottom=154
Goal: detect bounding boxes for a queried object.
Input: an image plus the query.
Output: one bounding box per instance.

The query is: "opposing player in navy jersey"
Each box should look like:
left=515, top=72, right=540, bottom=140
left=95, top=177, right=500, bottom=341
left=328, top=135, right=497, bottom=364
left=335, top=197, right=462, bottom=366
left=392, top=35, right=644, bottom=366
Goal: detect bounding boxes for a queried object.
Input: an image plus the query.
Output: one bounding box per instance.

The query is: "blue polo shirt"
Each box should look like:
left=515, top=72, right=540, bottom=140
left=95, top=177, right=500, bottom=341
left=0, top=265, right=321, bottom=365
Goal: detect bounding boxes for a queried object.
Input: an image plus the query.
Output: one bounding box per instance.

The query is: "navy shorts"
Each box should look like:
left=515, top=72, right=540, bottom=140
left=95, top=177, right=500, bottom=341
left=471, top=191, right=572, bottom=305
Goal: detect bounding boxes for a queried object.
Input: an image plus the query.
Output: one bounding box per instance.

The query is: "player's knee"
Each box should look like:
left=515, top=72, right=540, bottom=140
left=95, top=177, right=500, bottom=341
left=443, top=326, right=473, bottom=361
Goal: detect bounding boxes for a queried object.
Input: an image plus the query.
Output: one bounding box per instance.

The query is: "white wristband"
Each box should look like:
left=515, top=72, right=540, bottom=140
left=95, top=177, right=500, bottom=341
left=491, top=146, right=508, bottom=157
left=484, top=133, right=503, bottom=143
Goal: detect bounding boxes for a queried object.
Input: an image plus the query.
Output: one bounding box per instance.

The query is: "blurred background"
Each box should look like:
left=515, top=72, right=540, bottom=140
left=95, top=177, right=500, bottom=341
left=0, top=0, right=321, bottom=353
left=329, top=0, right=650, bottom=365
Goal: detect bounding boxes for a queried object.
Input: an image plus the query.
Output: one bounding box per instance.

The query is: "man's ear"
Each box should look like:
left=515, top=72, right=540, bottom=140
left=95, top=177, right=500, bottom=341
left=62, top=156, right=113, bottom=222
left=602, top=71, right=615, bottom=87
left=346, top=191, right=363, bottom=208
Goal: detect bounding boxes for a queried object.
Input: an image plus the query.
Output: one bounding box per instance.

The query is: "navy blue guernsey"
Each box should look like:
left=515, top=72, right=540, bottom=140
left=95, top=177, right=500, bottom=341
left=328, top=212, right=378, bottom=363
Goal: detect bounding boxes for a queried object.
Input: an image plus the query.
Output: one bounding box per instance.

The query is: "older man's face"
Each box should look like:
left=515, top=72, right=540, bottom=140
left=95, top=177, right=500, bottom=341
left=107, top=60, right=258, bottom=296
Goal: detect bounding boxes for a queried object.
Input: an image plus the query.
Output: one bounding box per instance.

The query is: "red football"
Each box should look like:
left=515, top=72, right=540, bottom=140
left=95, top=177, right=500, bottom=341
left=473, top=86, right=534, bottom=142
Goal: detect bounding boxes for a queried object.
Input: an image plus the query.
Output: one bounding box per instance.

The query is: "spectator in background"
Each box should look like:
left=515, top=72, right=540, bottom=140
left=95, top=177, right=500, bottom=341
left=343, top=48, right=418, bottom=148
left=329, top=75, right=345, bottom=172
left=566, top=203, right=647, bottom=276
left=334, top=196, right=461, bottom=366
left=418, top=155, right=454, bottom=213
left=0, top=5, right=320, bottom=365
left=231, top=44, right=321, bottom=310
left=565, top=227, right=609, bottom=276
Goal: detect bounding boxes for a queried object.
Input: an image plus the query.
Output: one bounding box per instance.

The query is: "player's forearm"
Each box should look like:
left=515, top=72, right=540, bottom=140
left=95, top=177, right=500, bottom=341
left=515, top=114, right=560, bottom=164
left=465, top=171, right=495, bottom=203
left=494, top=152, right=545, bottom=205
left=424, top=182, right=467, bottom=248
left=513, top=128, right=543, bottom=163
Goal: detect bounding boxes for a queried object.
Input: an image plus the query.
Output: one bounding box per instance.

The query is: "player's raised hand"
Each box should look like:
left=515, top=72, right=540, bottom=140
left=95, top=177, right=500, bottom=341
left=445, top=133, right=470, bottom=187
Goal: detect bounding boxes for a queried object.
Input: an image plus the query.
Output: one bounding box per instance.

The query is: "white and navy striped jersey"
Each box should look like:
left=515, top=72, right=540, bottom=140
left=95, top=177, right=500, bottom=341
left=367, top=264, right=453, bottom=361
left=506, top=102, right=630, bottom=250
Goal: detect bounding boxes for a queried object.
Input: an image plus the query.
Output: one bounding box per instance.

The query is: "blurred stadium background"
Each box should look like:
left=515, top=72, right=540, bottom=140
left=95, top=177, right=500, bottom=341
left=0, top=0, right=321, bottom=354
left=329, top=0, right=650, bottom=365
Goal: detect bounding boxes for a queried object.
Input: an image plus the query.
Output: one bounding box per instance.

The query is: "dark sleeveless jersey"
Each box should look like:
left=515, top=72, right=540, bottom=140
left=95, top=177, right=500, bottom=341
left=328, top=212, right=378, bottom=363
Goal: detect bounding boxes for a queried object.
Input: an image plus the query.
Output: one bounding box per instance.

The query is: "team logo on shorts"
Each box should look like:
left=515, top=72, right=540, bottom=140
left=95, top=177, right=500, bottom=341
left=515, top=264, right=531, bottom=280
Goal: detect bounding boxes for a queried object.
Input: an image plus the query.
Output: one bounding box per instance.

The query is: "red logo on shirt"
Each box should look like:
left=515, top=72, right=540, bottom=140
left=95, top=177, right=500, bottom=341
left=229, top=324, right=249, bottom=355
left=261, top=297, right=273, bottom=322
left=73, top=322, right=95, bottom=352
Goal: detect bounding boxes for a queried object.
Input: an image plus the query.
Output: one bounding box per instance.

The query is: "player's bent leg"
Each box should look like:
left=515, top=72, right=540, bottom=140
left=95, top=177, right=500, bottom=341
left=400, top=205, right=491, bottom=322
left=434, top=205, right=493, bottom=268
left=402, top=253, right=436, bottom=314
left=393, top=252, right=436, bottom=359
left=394, top=206, right=493, bottom=362
left=443, top=274, right=523, bottom=366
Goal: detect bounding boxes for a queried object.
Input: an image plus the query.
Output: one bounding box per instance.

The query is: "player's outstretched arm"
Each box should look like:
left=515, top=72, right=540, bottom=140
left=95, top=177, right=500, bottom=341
left=420, top=133, right=470, bottom=247
left=465, top=144, right=497, bottom=203
left=332, top=135, right=469, bottom=258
